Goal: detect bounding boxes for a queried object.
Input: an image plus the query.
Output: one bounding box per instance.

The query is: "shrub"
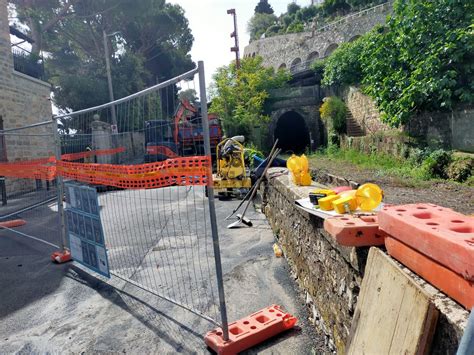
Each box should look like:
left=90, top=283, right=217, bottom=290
left=446, top=156, right=473, bottom=182
left=360, top=0, right=474, bottom=127
left=319, top=97, right=347, bottom=135
left=321, top=37, right=365, bottom=87
left=420, top=149, right=452, bottom=179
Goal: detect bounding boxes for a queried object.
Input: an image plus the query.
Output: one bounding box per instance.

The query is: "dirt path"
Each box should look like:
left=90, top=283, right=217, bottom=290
left=308, top=156, right=474, bottom=215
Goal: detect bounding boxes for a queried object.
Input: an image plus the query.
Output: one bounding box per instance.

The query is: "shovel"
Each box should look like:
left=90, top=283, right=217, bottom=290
left=227, top=148, right=281, bottom=229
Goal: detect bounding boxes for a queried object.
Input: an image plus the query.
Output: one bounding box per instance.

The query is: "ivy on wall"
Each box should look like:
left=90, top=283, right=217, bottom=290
left=317, top=0, right=474, bottom=127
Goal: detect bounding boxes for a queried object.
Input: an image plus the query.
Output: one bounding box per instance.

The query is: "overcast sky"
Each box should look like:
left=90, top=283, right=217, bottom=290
left=168, top=0, right=308, bottom=86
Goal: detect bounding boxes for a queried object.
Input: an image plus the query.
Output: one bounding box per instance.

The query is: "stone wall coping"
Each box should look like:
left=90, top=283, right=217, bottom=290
left=13, top=70, right=51, bottom=89
left=265, top=167, right=366, bottom=272
left=263, top=167, right=469, bottom=344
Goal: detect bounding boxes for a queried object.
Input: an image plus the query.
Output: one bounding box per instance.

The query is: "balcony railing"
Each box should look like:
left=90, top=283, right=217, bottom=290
left=11, top=47, right=45, bottom=81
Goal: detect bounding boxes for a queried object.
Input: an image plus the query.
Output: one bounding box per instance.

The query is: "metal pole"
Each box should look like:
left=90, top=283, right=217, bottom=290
left=198, top=61, right=229, bottom=341
left=52, top=117, right=67, bottom=250
left=103, top=30, right=118, bottom=130
left=227, top=9, right=240, bottom=70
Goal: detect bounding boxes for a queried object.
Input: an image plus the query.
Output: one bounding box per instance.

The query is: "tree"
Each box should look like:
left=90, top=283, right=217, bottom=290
left=321, top=0, right=351, bottom=16
left=248, top=13, right=278, bottom=41
left=254, top=0, right=274, bottom=14
left=210, top=56, right=290, bottom=143
left=11, top=0, right=194, bottom=115
left=287, top=2, right=301, bottom=15
left=178, top=88, right=198, bottom=105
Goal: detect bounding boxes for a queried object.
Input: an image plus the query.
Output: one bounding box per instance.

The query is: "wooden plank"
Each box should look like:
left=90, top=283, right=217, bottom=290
left=346, top=248, right=439, bottom=355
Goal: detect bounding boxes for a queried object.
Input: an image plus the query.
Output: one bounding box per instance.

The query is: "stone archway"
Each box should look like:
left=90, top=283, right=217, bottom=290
left=290, top=58, right=302, bottom=72
left=278, top=63, right=287, bottom=70
left=324, top=43, right=339, bottom=57
left=274, top=110, right=310, bottom=154
left=306, top=51, right=319, bottom=65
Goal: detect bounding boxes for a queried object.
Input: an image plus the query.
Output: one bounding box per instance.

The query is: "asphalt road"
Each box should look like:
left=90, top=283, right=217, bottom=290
left=0, top=186, right=320, bottom=353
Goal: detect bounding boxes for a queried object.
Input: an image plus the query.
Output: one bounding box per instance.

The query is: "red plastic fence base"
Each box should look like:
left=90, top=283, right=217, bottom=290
left=0, top=219, right=26, bottom=229
left=205, top=305, right=297, bottom=354
left=386, top=237, right=474, bottom=310
left=323, top=214, right=386, bottom=246
left=379, top=203, right=474, bottom=281
left=51, top=250, right=72, bottom=264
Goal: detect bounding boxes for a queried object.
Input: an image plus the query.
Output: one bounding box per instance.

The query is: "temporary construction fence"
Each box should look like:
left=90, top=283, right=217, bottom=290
left=0, top=62, right=229, bottom=340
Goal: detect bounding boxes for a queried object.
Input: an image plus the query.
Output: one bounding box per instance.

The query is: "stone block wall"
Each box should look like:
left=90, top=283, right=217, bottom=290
left=261, top=169, right=468, bottom=354
left=342, top=86, right=391, bottom=134
left=243, top=2, right=393, bottom=71
left=0, top=0, right=54, bottom=195
left=405, top=107, right=474, bottom=153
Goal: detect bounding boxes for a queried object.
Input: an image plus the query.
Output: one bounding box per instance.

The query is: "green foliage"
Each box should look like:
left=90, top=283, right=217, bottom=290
left=311, top=60, right=326, bottom=78
left=446, top=156, right=473, bottom=182
left=315, top=0, right=474, bottom=127
left=178, top=89, right=198, bottom=105
left=210, top=56, right=290, bottom=144
left=254, top=0, right=274, bottom=14
left=286, top=22, right=305, bottom=34
left=321, top=0, right=351, bottom=16
left=287, top=3, right=301, bottom=15
left=321, top=37, right=365, bottom=86
left=319, top=97, right=347, bottom=135
left=246, top=0, right=385, bottom=40
left=360, top=0, right=474, bottom=126
left=248, top=13, right=278, bottom=41
left=312, top=146, right=473, bottom=183
left=12, top=0, right=194, bottom=113
left=420, top=149, right=452, bottom=179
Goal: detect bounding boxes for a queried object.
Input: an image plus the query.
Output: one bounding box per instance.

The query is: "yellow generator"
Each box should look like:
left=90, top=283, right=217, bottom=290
left=213, top=136, right=252, bottom=198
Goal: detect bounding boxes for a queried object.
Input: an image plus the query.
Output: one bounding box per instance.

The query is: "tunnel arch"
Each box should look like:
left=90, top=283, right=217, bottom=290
left=278, top=63, right=287, bottom=70
left=324, top=43, right=339, bottom=57
left=306, top=51, right=319, bottom=64
left=274, top=110, right=310, bottom=154
left=290, top=58, right=302, bottom=71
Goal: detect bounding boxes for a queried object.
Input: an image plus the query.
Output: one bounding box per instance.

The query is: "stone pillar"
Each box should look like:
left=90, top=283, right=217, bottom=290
left=0, top=0, right=14, bottom=123
left=91, top=114, right=113, bottom=164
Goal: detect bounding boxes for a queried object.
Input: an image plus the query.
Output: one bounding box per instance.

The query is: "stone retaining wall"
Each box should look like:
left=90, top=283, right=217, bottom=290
left=261, top=168, right=469, bottom=353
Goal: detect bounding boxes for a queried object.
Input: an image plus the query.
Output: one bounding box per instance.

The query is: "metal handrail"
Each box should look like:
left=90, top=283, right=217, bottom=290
left=11, top=46, right=45, bottom=80
left=313, top=1, right=393, bottom=34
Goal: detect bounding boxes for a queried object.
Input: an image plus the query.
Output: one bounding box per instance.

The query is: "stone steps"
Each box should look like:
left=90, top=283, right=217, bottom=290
left=346, top=113, right=365, bottom=137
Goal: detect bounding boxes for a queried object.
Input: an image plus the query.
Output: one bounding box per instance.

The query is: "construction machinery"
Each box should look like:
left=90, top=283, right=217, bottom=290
left=212, top=136, right=252, bottom=198
left=144, top=99, right=222, bottom=162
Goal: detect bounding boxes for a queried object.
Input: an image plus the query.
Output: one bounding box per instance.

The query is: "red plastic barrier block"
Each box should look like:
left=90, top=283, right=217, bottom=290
left=379, top=203, right=474, bottom=281
left=324, top=214, right=387, bottom=246
left=0, top=219, right=26, bottom=229
left=51, top=250, right=72, bottom=264
left=386, top=237, right=474, bottom=310
left=205, top=305, right=297, bottom=354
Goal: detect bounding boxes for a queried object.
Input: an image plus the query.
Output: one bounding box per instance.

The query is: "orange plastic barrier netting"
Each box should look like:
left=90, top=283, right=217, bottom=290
left=0, top=148, right=125, bottom=180
left=56, top=156, right=211, bottom=189
left=0, top=161, right=56, bottom=180
left=61, top=147, right=126, bottom=161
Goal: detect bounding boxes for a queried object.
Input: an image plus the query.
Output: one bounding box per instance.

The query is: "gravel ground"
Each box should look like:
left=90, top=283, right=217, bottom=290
left=309, top=156, right=474, bottom=215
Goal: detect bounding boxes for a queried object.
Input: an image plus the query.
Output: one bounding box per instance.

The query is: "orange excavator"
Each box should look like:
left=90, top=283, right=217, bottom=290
left=144, top=100, right=222, bottom=162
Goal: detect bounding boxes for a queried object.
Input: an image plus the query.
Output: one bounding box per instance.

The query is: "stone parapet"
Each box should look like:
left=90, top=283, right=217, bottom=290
left=261, top=168, right=468, bottom=353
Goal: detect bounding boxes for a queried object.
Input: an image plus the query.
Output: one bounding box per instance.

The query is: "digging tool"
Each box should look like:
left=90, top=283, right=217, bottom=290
left=227, top=148, right=281, bottom=229
left=224, top=140, right=279, bottom=221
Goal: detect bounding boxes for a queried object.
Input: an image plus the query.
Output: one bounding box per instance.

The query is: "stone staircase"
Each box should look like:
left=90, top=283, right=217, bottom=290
left=346, top=112, right=365, bottom=137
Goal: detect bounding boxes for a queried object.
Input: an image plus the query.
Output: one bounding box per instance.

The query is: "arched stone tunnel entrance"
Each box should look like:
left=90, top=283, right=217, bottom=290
left=274, top=110, right=310, bottom=154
